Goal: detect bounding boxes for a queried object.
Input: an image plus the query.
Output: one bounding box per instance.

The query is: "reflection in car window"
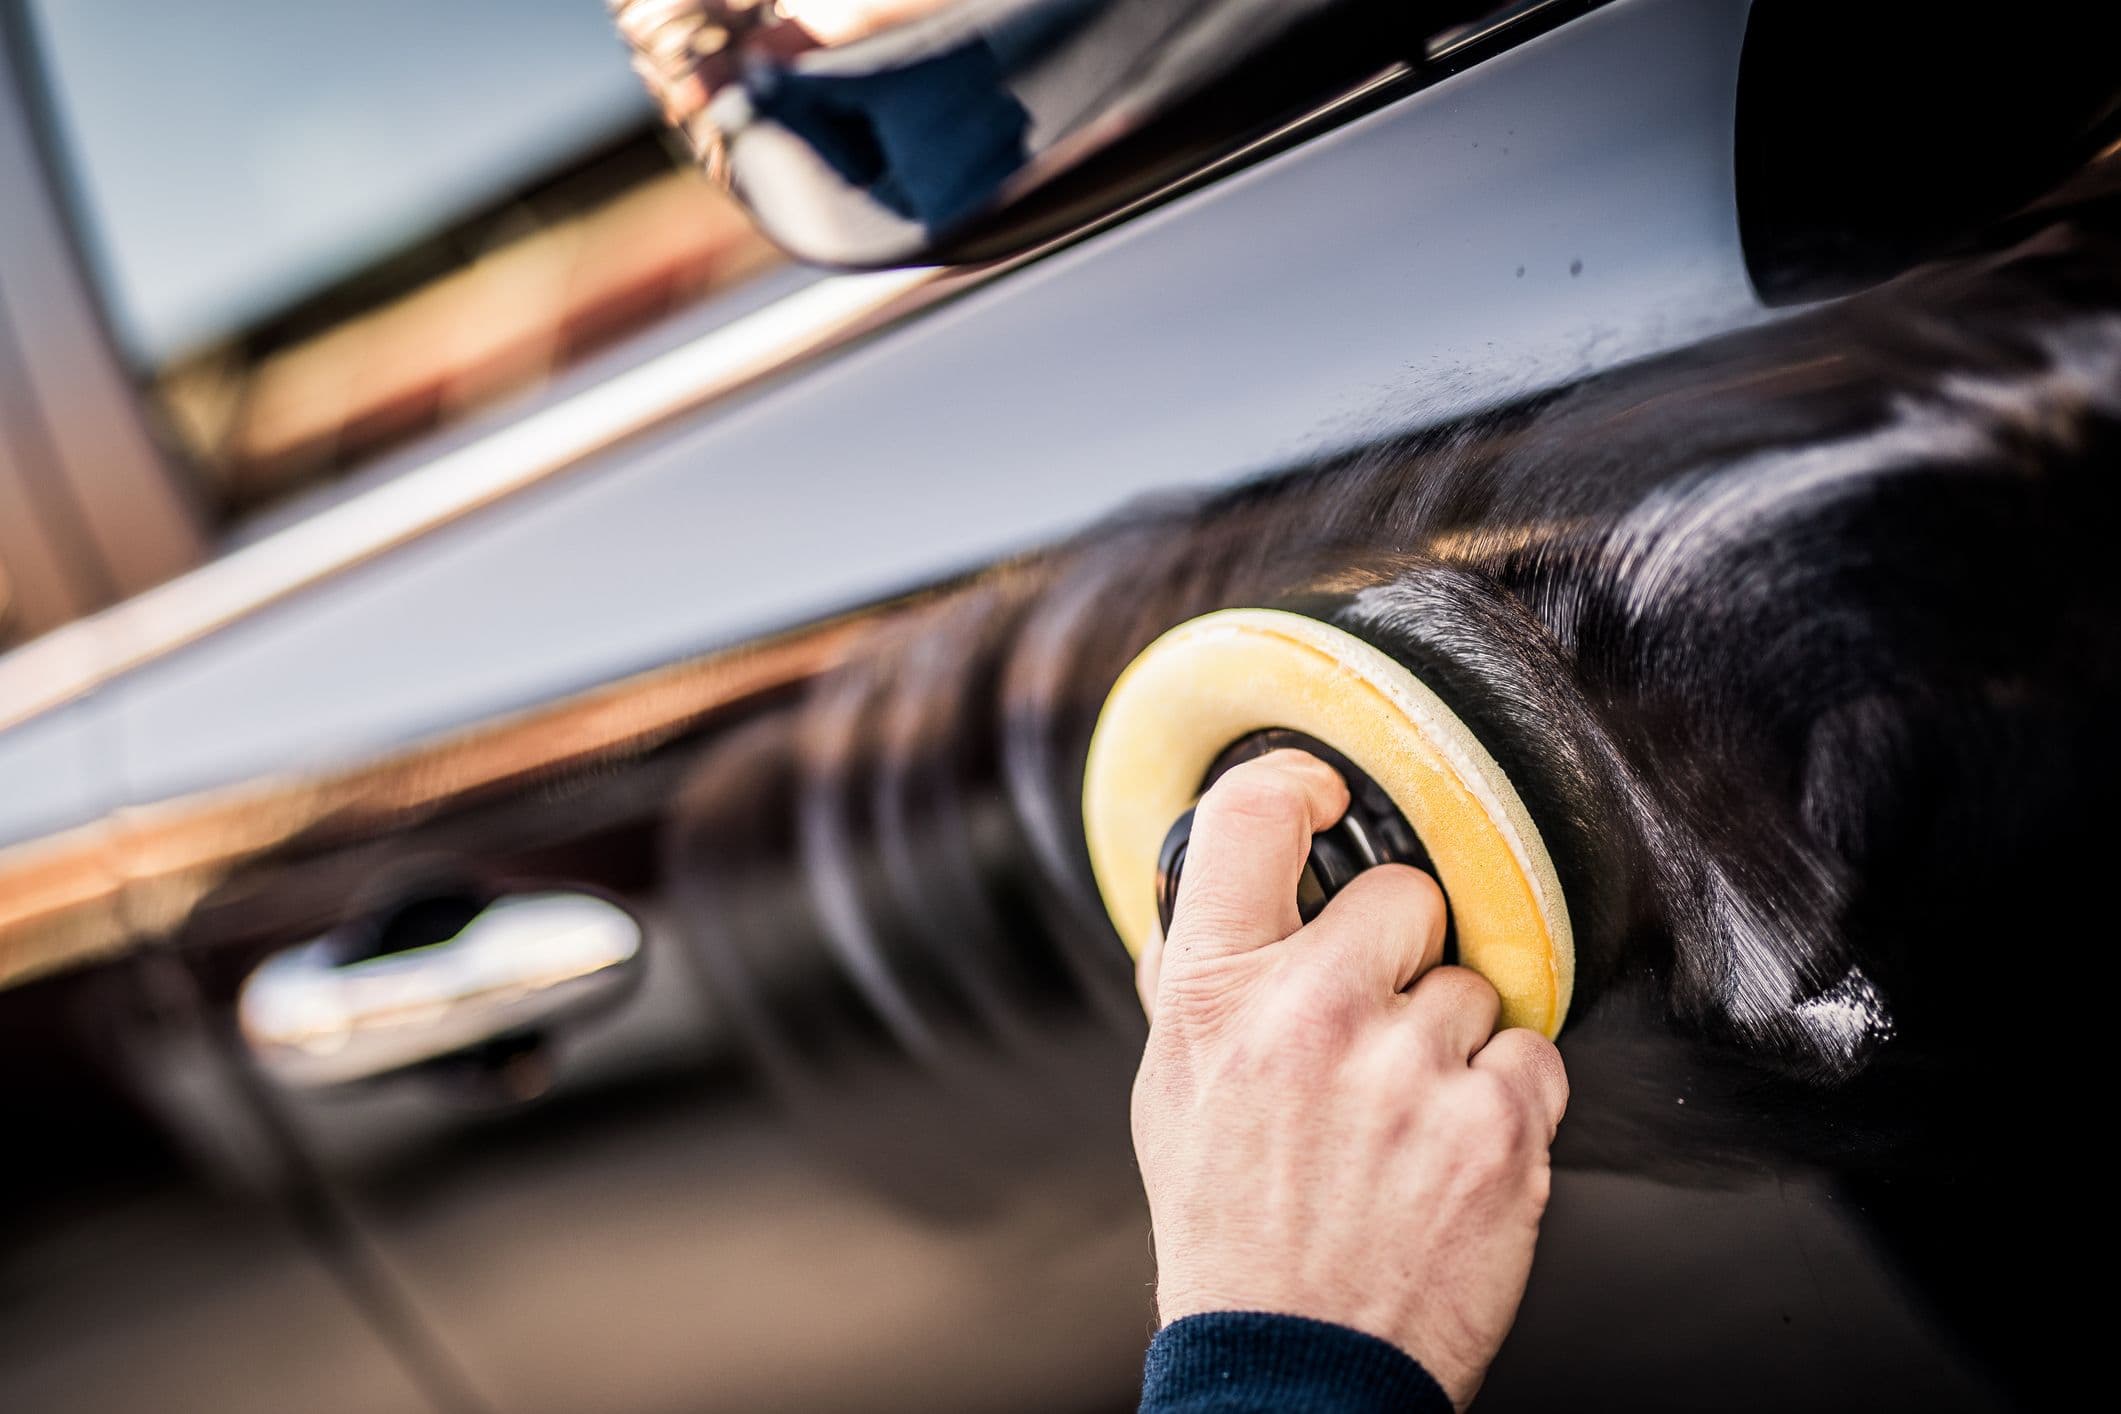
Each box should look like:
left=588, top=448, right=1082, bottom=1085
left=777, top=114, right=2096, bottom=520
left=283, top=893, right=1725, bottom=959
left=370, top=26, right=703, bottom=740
left=20, top=0, right=782, bottom=521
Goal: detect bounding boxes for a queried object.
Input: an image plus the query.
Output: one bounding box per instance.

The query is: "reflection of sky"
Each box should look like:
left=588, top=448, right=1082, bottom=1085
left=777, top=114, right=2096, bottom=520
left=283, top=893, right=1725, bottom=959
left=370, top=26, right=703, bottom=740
left=25, top=0, right=654, bottom=363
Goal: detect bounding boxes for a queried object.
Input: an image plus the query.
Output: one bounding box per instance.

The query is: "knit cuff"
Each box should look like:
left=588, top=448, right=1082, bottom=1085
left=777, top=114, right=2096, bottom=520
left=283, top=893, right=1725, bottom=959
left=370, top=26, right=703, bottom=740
left=1140, top=1311, right=1453, bottom=1414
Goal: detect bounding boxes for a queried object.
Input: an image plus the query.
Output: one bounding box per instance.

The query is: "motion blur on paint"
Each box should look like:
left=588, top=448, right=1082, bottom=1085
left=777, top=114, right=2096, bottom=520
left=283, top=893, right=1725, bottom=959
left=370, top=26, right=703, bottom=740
left=0, top=2, right=2114, bottom=1412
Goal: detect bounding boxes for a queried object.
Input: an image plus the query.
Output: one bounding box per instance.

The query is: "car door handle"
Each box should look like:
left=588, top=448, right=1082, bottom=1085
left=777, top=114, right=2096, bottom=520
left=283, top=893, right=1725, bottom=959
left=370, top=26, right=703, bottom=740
left=237, top=891, right=642, bottom=1089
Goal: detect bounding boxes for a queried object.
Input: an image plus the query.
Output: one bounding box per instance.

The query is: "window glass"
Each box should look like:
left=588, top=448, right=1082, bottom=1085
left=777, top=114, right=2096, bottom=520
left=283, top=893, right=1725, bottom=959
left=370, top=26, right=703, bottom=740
left=22, top=0, right=781, bottom=519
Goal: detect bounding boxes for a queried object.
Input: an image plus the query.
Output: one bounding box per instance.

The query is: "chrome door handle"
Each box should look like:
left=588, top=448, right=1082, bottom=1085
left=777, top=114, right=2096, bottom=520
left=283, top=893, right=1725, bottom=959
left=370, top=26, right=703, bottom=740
left=238, top=891, right=642, bottom=1089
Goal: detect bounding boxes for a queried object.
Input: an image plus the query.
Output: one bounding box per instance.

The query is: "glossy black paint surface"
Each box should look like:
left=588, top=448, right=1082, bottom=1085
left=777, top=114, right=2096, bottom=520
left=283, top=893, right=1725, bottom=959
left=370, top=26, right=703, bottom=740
left=6, top=2, right=2116, bottom=1411
left=1736, top=0, right=2119, bottom=303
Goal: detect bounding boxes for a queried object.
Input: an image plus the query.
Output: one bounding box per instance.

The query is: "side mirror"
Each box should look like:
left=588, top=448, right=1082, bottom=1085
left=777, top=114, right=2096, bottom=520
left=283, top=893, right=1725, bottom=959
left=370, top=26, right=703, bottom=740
left=611, top=0, right=1495, bottom=268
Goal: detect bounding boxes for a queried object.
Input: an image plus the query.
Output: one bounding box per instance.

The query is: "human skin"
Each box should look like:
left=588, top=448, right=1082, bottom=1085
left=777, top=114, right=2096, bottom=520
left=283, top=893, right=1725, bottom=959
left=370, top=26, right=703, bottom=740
left=1132, top=749, right=1570, bottom=1409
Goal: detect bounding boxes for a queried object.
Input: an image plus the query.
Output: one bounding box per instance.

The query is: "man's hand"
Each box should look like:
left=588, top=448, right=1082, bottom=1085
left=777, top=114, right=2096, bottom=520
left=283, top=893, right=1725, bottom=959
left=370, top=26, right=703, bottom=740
left=1131, top=750, right=1568, bottom=1410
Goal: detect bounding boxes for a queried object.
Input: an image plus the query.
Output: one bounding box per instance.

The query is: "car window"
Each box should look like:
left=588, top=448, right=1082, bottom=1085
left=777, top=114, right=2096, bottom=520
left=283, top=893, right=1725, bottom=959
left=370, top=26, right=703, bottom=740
left=18, top=0, right=781, bottom=523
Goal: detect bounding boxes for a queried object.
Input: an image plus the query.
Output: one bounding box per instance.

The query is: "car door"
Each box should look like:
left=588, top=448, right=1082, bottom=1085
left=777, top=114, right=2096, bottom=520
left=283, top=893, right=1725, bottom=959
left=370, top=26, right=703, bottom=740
left=5, top=0, right=2074, bottom=1410
left=2, top=12, right=452, bottom=1410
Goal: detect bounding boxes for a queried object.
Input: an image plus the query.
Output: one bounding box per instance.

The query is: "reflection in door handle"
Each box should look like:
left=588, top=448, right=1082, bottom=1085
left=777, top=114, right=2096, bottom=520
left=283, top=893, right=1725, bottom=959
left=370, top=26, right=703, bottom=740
left=238, top=892, right=642, bottom=1089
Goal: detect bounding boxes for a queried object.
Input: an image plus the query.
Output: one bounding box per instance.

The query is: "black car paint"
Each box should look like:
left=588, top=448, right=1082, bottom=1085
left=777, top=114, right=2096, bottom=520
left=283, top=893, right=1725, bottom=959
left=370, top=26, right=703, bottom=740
left=3, top=1, right=2109, bottom=1410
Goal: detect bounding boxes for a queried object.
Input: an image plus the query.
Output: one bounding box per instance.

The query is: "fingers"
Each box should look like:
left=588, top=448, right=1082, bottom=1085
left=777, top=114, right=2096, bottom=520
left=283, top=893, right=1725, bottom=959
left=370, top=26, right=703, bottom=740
left=1473, top=1027, right=1571, bottom=1138
left=1403, top=965, right=1502, bottom=1060
left=1305, top=864, right=1448, bottom=995
left=1169, top=750, right=1348, bottom=959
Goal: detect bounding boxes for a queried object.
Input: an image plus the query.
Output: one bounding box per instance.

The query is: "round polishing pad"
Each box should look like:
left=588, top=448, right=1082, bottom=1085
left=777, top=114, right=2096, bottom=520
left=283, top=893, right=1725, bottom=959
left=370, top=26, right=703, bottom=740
left=1083, top=608, right=1574, bottom=1036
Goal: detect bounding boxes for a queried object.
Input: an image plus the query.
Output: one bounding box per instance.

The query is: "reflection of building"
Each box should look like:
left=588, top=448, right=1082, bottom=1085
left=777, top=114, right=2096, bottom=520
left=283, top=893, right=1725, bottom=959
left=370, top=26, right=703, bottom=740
left=22, top=0, right=785, bottom=524
left=158, top=155, right=777, bottom=514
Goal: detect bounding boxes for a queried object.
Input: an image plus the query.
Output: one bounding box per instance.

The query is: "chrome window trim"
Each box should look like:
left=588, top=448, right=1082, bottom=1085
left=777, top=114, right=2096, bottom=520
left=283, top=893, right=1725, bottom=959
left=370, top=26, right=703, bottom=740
left=0, top=266, right=943, bottom=734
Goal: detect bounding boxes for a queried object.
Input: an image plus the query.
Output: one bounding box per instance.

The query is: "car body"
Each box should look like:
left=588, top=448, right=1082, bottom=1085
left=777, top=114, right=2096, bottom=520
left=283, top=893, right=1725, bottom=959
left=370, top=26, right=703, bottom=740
left=1, top=2, right=2110, bottom=1410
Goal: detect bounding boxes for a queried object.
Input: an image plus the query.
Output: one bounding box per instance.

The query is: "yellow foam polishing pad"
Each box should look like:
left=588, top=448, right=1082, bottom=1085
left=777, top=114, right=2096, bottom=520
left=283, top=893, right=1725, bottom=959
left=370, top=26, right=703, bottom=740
left=1082, top=608, right=1573, bottom=1037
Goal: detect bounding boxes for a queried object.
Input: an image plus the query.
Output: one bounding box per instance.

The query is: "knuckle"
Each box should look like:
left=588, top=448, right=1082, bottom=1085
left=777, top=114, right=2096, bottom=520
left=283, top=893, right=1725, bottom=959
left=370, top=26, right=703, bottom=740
left=1256, top=966, right=1363, bottom=1055
left=1424, top=964, right=1501, bottom=1013
left=1512, top=1030, right=1570, bottom=1104
left=1326, top=864, right=1442, bottom=929
left=1465, top=1116, right=1529, bottom=1175
left=1478, top=1029, right=1569, bottom=1125
left=1439, top=1074, right=1529, bottom=1167
left=1461, top=1069, right=1519, bottom=1123
left=1199, top=768, right=1304, bottom=829
left=1351, top=861, right=1444, bottom=910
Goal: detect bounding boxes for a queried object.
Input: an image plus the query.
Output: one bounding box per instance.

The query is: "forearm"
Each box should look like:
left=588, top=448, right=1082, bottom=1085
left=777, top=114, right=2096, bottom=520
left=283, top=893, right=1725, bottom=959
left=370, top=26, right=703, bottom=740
left=1140, top=1312, right=1453, bottom=1414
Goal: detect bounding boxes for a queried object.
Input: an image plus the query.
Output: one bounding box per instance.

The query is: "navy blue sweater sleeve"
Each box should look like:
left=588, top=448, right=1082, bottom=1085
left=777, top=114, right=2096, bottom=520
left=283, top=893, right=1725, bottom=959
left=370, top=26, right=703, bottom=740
left=1139, top=1312, right=1453, bottom=1414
